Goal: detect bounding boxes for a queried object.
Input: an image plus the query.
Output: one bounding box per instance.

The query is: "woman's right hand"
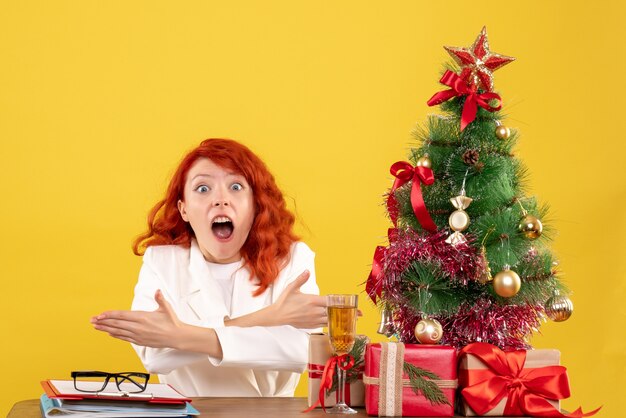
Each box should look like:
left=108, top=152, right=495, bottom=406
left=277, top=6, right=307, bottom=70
left=224, top=270, right=361, bottom=329
left=270, top=270, right=328, bottom=329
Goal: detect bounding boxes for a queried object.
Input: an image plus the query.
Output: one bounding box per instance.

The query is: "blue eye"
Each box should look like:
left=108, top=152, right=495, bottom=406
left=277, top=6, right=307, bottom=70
left=195, top=185, right=210, bottom=193
left=231, top=183, right=243, bottom=191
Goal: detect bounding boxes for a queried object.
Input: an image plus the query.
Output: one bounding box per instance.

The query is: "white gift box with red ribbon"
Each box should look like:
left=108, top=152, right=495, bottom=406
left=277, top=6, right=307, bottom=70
left=306, top=333, right=367, bottom=408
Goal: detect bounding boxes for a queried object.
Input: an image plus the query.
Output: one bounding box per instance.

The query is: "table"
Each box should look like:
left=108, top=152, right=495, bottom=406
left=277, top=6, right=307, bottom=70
left=8, top=397, right=492, bottom=417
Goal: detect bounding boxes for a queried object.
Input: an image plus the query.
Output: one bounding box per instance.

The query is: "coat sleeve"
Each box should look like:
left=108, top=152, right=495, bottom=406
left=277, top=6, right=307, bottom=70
left=208, top=242, right=320, bottom=372
left=130, top=247, right=208, bottom=374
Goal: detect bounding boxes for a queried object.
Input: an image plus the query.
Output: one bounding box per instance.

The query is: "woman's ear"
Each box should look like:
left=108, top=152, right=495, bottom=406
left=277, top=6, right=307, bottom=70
left=177, top=199, right=189, bottom=222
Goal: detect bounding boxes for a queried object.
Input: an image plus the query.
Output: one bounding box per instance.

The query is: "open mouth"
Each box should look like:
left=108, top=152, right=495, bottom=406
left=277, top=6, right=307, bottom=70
left=212, top=216, right=234, bottom=240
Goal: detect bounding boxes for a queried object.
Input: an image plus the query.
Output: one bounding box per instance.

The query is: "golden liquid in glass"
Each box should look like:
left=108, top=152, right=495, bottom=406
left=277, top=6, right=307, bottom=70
left=328, top=306, right=357, bottom=355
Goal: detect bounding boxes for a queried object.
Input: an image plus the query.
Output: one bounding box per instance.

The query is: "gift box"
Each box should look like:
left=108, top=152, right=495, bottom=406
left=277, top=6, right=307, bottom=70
left=307, top=333, right=368, bottom=408
left=364, top=342, right=457, bottom=417
left=458, top=342, right=563, bottom=416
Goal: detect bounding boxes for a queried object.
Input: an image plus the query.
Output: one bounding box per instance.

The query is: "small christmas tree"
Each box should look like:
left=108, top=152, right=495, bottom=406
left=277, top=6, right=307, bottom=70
left=366, top=27, right=573, bottom=350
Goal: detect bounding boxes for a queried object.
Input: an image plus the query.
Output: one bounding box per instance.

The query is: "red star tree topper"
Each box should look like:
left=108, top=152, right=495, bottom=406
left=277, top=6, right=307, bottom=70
left=444, top=26, right=515, bottom=92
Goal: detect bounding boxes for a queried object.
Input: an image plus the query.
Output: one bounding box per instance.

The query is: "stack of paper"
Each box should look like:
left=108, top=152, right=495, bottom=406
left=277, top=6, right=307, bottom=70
left=40, top=380, right=199, bottom=418
left=39, top=394, right=199, bottom=417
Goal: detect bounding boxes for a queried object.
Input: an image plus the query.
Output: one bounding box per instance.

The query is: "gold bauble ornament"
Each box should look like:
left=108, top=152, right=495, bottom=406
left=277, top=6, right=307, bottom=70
left=495, top=125, right=511, bottom=140
left=414, top=317, right=443, bottom=344
left=416, top=155, right=432, bottom=169
left=518, top=214, right=543, bottom=239
left=545, top=292, right=573, bottom=322
left=493, top=267, right=521, bottom=297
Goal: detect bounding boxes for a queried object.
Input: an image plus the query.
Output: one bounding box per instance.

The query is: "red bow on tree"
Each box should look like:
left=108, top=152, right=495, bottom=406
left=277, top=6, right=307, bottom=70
left=459, top=343, right=601, bottom=417
left=427, top=70, right=502, bottom=131
left=366, top=161, right=437, bottom=304
left=365, top=245, right=385, bottom=304
left=366, top=162, right=437, bottom=304
left=387, top=161, right=437, bottom=232
left=365, top=228, right=398, bottom=304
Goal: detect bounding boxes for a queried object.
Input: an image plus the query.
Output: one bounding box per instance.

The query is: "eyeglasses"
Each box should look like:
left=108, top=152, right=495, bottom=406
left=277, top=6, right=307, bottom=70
left=71, top=371, right=150, bottom=394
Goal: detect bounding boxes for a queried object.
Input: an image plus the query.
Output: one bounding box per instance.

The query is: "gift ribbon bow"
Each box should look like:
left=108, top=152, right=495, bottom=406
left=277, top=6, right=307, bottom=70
left=308, top=362, right=364, bottom=380
left=460, top=342, right=601, bottom=417
left=308, top=363, right=363, bottom=406
left=303, top=354, right=355, bottom=412
left=427, top=70, right=502, bottom=131
left=387, top=161, right=437, bottom=232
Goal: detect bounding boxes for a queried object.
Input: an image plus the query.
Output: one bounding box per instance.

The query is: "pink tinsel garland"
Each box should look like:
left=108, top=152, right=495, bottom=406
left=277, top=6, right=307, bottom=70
left=377, top=229, right=543, bottom=350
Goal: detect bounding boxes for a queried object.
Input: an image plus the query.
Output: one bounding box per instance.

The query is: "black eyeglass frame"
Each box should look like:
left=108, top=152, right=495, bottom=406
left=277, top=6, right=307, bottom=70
left=71, top=371, right=150, bottom=393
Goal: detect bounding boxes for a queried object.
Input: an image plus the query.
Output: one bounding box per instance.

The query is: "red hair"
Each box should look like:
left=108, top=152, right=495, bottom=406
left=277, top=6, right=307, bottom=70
left=133, top=138, right=299, bottom=296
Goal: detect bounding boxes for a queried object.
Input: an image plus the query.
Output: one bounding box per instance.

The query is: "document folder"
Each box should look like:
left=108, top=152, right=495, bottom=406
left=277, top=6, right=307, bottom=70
left=41, top=379, right=191, bottom=404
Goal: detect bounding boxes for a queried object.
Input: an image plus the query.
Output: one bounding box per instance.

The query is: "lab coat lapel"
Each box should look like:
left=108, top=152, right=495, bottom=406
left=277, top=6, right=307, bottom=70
left=185, top=240, right=229, bottom=324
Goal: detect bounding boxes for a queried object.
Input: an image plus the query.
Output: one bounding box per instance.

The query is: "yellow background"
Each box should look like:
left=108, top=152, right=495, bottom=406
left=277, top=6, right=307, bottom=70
left=1, top=1, right=624, bottom=416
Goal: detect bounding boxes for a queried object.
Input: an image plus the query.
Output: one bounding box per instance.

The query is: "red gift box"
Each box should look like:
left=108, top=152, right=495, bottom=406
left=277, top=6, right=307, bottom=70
left=364, top=342, right=457, bottom=417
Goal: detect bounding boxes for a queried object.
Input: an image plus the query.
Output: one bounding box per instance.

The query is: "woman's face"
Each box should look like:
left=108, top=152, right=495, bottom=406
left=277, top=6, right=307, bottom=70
left=178, top=158, right=255, bottom=263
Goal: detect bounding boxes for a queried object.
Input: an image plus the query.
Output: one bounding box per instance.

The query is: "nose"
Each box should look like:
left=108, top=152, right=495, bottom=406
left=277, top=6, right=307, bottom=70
left=213, top=199, right=229, bottom=207
left=213, top=186, right=230, bottom=207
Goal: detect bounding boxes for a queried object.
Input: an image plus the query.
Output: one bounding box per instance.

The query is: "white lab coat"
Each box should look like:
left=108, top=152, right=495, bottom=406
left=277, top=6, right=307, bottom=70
left=130, top=239, right=319, bottom=397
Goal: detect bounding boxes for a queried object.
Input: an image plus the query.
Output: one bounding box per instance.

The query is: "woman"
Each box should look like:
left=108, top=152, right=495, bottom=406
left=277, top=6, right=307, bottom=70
left=91, top=138, right=327, bottom=397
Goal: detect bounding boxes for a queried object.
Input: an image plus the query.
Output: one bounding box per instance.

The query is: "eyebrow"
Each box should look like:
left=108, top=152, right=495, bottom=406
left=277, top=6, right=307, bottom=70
left=190, top=173, right=244, bottom=182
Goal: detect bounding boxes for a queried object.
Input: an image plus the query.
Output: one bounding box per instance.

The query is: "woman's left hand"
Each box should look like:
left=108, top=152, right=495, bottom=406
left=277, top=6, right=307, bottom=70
left=91, top=289, right=182, bottom=348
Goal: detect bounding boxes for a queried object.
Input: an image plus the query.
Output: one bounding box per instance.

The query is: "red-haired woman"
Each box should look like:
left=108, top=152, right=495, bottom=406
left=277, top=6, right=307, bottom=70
left=91, top=139, right=327, bottom=397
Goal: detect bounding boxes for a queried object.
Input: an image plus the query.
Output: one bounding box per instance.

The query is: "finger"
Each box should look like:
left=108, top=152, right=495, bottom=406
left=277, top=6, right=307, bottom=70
left=303, top=294, right=327, bottom=307
left=357, top=309, right=363, bottom=317
left=310, top=308, right=328, bottom=328
left=92, top=313, right=105, bottom=321
left=93, top=322, right=134, bottom=336
left=106, top=329, right=139, bottom=344
left=91, top=314, right=128, bottom=323
left=283, top=270, right=310, bottom=293
left=154, top=289, right=171, bottom=311
left=93, top=317, right=139, bottom=332
left=310, top=295, right=327, bottom=307
left=94, top=310, right=142, bottom=321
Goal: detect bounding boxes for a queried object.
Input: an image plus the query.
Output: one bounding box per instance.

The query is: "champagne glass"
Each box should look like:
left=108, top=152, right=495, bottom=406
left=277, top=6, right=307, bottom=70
left=326, top=294, right=358, bottom=415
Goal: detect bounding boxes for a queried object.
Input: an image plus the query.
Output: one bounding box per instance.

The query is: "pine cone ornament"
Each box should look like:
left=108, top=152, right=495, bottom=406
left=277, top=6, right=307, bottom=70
left=462, top=149, right=480, bottom=165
